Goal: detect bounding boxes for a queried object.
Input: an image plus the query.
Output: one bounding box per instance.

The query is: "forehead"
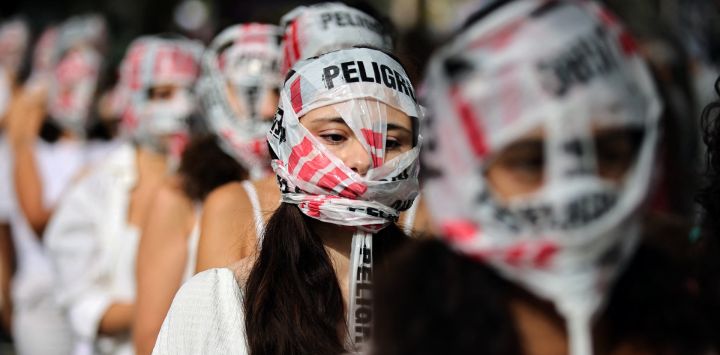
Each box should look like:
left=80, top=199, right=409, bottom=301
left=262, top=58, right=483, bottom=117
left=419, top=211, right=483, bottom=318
left=302, top=99, right=412, bottom=128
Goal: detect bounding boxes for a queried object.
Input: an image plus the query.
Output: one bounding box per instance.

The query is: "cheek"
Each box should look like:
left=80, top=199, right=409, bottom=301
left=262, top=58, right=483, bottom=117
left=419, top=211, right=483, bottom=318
left=384, top=149, right=404, bottom=162
left=486, top=166, right=543, bottom=202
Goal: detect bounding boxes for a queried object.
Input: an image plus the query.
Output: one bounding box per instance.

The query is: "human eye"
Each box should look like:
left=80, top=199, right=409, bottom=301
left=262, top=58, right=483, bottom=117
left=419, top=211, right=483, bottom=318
left=385, top=137, right=400, bottom=150
left=489, top=140, right=545, bottom=184
left=318, top=131, right=348, bottom=145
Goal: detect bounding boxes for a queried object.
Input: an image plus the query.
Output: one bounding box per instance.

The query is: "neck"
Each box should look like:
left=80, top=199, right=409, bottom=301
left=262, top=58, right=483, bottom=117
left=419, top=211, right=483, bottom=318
left=59, top=129, right=81, bottom=142
left=313, top=220, right=355, bottom=306
left=135, top=146, right=168, bottom=183
left=508, top=284, right=613, bottom=355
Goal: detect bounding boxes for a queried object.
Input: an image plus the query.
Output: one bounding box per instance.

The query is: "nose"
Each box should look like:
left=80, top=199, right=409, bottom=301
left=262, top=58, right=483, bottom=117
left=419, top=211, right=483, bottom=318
left=340, top=137, right=372, bottom=176
left=258, top=89, right=279, bottom=121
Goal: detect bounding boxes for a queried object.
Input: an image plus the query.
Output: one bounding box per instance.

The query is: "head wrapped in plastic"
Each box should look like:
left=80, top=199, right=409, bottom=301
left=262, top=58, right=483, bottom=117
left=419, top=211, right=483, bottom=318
left=197, top=23, right=281, bottom=179
left=29, top=26, right=59, bottom=84
left=46, top=14, right=107, bottom=136
left=278, top=2, right=394, bottom=78
left=422, top=1, right=661, bottom=354
left=118, top=35, right=203, bottom=154
left=0, top=17, right=30, bottom=81
left=269, top=46, right=421, bottom=230
left=0, top=18, right=30, bottom=121
left=268, top=45, right=421, bottom=348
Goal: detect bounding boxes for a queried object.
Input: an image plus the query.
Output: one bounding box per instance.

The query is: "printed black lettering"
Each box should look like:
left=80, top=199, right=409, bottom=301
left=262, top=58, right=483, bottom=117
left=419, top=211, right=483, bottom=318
left=269, top=108, right=286, bottom=143
left=361, top=245, right=372, bottom=264
left=356, top=282, right=372, bottom=297
left=356, top=297, right=372, bottom=307
left=341, top=61, right=359, bottom=83
left=335, top=12, right=347, bottom=27
left=357, top=266, right=372, bottom=282
left=323, top=65, right=341, bottom=89
left=346, top=12, right=360, bottom=27
left=355, top=306, right=372, bottom=323
left=538, top=26, right=619, bottom=96
left=391, top=199, right=414, bottom=211
left=358, top=61, right=374, bottom=82
left=394, top=69, right=409, bottom=97
left=380, top=64, right=396, bottom=90
left=320, top=13, right=333, bottom=29
left=371, top=62, right=382, bottom=84
left=354, top=324, right=371, bottom=343
left=367, top=207, right=381, bottom=217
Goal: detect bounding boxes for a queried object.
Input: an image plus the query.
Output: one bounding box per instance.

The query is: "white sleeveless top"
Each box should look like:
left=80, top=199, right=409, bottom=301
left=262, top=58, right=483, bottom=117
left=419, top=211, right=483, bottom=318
left=240, top=180, right=265, bottom=243
left=182, top=206, right=202, bottom=281
left=153, top=268, right=248, bottom=354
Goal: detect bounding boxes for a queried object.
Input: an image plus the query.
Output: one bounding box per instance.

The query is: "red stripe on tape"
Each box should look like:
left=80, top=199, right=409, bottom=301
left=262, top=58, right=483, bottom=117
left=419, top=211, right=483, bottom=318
left=451, top=87, right=488, bottom=158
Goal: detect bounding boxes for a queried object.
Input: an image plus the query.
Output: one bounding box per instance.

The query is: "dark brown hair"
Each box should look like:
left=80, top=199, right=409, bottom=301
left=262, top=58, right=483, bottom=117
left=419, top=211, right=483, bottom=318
left=372, top=233, right=717, bottom=355
left=177, top=134, right=248, bottom=201
left=244, top=203, right=407, bottom=355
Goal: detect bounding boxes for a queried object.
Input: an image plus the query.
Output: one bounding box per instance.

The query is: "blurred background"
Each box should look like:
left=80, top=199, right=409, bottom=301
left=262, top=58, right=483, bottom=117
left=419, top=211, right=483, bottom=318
left=1, top=0, right=720, bottom=353
left=3, top=0, right=719, bottom=84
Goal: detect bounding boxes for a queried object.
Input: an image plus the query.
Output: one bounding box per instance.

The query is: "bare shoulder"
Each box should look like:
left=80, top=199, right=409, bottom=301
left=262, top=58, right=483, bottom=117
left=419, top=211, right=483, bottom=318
left=196, top=181, right=256, bottom=272
left=204, top=181, right=251, bottom=213
left=227, top=255, right=257, bottom=287
left=152, top=177, right=192, bottom=211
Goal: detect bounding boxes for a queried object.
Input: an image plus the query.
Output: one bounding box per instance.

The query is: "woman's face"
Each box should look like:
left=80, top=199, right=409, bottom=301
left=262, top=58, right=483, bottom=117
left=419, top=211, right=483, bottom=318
left=300, top=101, right=414, bottom=176
left=485, top=126, right=642, bottom=202
left=147, top=83, right=181, bottom=102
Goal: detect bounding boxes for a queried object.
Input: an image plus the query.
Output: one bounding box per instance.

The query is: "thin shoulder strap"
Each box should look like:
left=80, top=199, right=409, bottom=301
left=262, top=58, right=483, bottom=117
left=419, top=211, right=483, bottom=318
left=241, top=180, right=265, bottom=244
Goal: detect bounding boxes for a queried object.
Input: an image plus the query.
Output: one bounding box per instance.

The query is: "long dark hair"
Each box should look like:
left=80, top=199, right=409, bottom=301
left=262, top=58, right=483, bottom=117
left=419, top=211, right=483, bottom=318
left=372, top=229, right=717, bottom=355
left=699, top=77, right=720, bottom=232
left=372, top=239, right=522, bottom=355
left=177, top=134, right=248, bottom=201
left=697, top=75, right=720, bottom=348
left=244, top=202, right=407, bottom=355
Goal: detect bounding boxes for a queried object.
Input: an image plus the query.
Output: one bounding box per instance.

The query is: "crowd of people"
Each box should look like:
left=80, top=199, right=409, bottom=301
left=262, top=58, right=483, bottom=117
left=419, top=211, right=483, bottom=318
left=0, top=0, right=719, bottom=354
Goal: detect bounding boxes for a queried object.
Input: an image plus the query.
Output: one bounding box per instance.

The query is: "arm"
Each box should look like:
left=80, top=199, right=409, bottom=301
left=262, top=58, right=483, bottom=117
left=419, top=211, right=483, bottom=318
left=44, top=175, right=132, bottom=342
left=12, top=141, right=51, bottom=235
left=195, top=182, right=255, bottom=273
left=134, top=182, right=195, bottom=355
left=8, top=87, right=51, bottom=236
left=153, top=269, right=247, bottom=355
left=0, top=223, right=13, bottom=334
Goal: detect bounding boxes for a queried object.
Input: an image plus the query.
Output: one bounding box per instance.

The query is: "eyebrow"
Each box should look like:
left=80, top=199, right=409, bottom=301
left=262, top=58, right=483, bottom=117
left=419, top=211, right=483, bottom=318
left=306, top=116, right=346, bottom=125
left=307, top=116, right=413, bottom=135
left=387, top=123, right=412, bottom=135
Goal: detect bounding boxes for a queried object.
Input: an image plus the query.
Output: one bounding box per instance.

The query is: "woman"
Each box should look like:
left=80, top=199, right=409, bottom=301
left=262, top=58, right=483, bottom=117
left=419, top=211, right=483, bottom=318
left=194, top=1, right=425, bottom=274
left=0, top=16, right=30, bottom=337
left=43, top=35, right=203, bottom=355
left=154, top=46, right=421, bottom=354
left=372, top=1, right=717, bottom=354
left=5, top=15, right=109, bottom=355
left=132, top=23, right=280, bottom=355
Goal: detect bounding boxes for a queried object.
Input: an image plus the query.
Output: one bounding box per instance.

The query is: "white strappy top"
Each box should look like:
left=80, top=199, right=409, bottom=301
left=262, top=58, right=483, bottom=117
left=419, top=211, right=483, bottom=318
left=240, top=180, right=265, bottom=244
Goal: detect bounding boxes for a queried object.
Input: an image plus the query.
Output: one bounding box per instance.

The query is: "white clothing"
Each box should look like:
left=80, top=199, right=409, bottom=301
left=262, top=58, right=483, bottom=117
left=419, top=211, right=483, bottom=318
left=182, top=206, right=201, bottom=281
left=0, top=135, right=8, bottom=341
left=240, top=180, right=264, bottom=242
left=0, top=135, right=13, bottom=222
left=45, top=142, right=140, bottom=355
left=10, top=138, right=102, bottom=355
left=153, top=268, right=247, bottom=355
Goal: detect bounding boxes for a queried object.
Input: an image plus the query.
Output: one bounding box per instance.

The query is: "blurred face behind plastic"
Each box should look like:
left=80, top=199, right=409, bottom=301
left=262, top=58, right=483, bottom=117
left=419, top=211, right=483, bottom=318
left=485, top=125, right=643, bottom=202
left=225, top=84, right=279, bottom=122
left=300, top=100, right=414, bottom=176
